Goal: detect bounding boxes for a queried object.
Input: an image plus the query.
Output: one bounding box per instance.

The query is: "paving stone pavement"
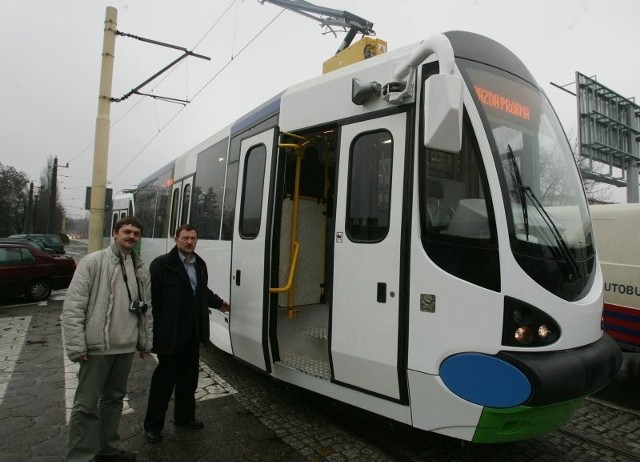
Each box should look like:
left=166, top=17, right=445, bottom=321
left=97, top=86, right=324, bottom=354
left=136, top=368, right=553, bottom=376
left=0, top=298, right=402, bottom=462
left=0, top=301, right=310, bottom=462
left=3, top=297, right=640, bottom=462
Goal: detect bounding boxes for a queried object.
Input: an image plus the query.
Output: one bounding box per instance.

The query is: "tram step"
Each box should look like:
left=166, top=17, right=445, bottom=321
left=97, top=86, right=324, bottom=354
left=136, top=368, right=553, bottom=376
left=278, top=355, right=331, bottom=380
left=300, top=327, right=328, bottom=340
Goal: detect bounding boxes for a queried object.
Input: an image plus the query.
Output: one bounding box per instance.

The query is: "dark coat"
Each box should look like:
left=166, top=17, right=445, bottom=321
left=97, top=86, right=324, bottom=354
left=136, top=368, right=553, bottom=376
left=149, top=246, right=224, bottom=354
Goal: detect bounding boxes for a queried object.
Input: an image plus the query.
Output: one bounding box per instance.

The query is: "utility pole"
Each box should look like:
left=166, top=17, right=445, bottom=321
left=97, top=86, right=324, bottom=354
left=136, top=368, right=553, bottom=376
left=88, top=6, right=117, bottom=253
left=33, top=195, right=40, bottom=233
left=48, top=156, right=58, bottom=233
left=24, top=182, right=34, bottom=233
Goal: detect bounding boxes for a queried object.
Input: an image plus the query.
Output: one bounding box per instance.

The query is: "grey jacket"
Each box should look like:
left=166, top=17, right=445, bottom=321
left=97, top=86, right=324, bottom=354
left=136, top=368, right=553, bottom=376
left=62, top=244, right=153, bottom=361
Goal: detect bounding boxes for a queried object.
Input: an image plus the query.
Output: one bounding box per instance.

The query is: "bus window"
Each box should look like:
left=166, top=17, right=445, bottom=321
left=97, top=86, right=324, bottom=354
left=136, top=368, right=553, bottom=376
left=346, top=130, right=393, bottom=242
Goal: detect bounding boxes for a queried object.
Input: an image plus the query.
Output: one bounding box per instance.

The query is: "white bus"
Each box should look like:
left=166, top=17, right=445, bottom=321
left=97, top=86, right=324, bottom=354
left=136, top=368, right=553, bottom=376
left=122, top=31, right=621, bottom=443
left=590, top=203, right=640, bottom=351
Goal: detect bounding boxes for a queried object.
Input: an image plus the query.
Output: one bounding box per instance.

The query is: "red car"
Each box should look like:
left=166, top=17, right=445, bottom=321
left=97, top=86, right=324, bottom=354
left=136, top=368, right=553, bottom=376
left=0, top=242, right=76, bottom=302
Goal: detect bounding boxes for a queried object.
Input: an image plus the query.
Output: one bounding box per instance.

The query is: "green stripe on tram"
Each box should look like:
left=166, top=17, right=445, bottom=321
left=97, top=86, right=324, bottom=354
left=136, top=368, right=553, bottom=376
left=472, top=398, right=583, bottom=443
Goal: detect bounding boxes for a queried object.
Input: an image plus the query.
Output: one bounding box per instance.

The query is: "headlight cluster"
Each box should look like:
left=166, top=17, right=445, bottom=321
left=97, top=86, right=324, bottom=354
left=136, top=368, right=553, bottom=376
left=502, top=297, right=560, bottom=347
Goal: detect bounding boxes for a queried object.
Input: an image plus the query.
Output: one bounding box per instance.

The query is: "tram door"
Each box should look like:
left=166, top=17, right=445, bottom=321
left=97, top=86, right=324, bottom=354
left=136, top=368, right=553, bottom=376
left=166, top=177, right=193, bottom=255
left=229, top=129, right=276, bottom=371
left=168, top=177, right=193, bottom=237
left=331, top=113, right=406, bottom=399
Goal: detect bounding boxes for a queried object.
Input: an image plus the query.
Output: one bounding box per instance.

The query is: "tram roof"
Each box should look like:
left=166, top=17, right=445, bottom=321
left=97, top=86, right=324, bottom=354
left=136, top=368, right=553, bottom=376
left=136, top=160, right=175, bottom=190
left=444, top=30, right=539, bottom=89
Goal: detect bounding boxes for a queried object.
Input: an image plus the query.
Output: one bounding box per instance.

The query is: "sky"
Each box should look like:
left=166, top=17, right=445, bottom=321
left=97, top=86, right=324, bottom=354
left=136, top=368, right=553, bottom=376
left=1, top=0, right=639, bottom=218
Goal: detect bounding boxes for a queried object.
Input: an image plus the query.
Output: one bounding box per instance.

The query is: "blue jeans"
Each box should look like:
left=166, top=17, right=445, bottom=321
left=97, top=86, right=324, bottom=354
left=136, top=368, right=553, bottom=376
left=66, top=353, right=134, bottom=462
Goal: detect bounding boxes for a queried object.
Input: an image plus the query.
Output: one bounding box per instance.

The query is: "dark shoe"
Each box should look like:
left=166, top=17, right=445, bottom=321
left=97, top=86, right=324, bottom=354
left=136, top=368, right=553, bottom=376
left=145, top=430, right=163, bottom=443
left=174, top=419, right=204, bottom=429
left=94, top=449, right=137, bottom=461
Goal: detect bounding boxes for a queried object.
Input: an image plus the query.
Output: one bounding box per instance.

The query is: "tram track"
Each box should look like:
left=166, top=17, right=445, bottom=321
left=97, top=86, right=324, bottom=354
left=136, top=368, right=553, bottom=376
left=555, top=396, right=640, bottom=461
left=557, top=427, right=640, bottom=461
left=303, top=391, right=640, bottom=461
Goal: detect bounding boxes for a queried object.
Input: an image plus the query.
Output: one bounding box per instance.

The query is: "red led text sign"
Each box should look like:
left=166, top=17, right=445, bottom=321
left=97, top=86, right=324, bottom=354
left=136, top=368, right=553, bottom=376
left=474, top=86, right=530, bottom=121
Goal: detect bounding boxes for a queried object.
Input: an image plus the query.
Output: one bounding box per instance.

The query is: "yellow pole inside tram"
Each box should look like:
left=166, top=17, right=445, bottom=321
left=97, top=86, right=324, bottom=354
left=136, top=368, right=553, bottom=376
left=288, top=146, right=303, bottom=308
left=269, top=133, right=310, bottom=319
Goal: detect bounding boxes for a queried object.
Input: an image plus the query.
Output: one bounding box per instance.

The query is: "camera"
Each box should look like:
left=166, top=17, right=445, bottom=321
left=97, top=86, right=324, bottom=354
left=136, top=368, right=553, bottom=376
left=129, top=300, right=148, bottom=315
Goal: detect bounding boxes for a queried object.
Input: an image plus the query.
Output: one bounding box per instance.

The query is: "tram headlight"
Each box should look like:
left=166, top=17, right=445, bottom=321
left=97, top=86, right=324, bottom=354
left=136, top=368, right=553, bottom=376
left=538, top=324, right=551, bottom=339
left=502, top=297, right=561, bottom=347
left=514, top=326, right=533, bottom=344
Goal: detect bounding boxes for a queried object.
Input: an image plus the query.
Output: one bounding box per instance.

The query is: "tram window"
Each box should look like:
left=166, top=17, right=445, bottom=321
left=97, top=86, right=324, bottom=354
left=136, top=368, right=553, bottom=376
left=221, top=162, right=239, bottom=241
left=135, top=188, right=155, bottom=238
left=169, top=188, right=180, bottom=237
left=420, top=121, right=489, bottom=240
left=134, top=169, right=172, bottom=238
left=181, top=184, right=191, bottom=225
left=346, top=130, right=393, bottom=242
left=418, top=114, right=499, bottom=291
left=239, top=145, right=266, bottom=239
left=284, top=145, right=325, bottom=200
left=191, top=139, right=228, bottom=240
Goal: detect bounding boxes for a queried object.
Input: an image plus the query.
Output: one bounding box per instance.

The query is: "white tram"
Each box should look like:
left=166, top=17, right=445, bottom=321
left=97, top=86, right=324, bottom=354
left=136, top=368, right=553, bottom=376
left=123, top=31, right=621, bottom=443
left=110, top=192, right=135, bottom=233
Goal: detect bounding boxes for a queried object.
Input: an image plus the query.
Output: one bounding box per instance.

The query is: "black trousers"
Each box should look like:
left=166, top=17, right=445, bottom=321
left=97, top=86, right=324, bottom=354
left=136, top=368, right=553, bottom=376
left=144, top=340, right=200, bottom=431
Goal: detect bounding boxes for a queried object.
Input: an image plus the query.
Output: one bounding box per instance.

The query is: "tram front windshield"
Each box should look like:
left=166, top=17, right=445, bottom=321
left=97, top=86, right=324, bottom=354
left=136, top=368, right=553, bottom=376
left=460, top=60, right=595, bottom=300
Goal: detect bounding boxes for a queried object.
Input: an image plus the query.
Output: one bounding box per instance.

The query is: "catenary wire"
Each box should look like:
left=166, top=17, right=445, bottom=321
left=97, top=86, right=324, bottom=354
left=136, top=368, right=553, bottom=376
left=63, top=0, right=237, bottom=168
left=110, top=7, right=284, bottom=181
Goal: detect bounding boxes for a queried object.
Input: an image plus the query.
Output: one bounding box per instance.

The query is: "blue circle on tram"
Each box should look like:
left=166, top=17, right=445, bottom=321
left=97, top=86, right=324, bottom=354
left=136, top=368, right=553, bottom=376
left=440, top=353, right=531, bottom=408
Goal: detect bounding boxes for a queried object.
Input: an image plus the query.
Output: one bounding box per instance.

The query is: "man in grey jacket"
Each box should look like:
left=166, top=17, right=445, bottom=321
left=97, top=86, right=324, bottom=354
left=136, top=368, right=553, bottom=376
left=63, top=216, right=153, bottom=462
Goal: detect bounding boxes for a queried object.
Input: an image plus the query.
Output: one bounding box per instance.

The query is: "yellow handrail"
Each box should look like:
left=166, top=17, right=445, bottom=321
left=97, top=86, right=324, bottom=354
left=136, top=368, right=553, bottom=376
left=268, top=133, right=308, bottom=307
left=269, top=241, right=300, bottom=293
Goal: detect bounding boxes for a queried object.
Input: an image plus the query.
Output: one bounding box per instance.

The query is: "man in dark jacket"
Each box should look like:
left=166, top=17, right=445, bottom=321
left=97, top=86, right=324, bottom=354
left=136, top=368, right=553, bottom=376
left=143, top=224, right=229, bottom=443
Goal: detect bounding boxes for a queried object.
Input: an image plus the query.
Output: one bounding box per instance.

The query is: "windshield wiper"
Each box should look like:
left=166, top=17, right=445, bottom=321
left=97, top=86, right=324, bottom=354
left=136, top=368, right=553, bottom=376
left=524, top=189, right=582, bottom=281
left=507, top=145, right=529, bottom=239
left=506, top=145, right=581, bottom=281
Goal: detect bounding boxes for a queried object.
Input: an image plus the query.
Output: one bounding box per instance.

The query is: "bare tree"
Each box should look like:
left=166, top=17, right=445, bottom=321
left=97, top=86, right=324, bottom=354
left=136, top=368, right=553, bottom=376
left=33, top=156, right=66, bottom=233
left=574, top=155, right=615, bottom=204
left=569, top=135, right=615, bottom=204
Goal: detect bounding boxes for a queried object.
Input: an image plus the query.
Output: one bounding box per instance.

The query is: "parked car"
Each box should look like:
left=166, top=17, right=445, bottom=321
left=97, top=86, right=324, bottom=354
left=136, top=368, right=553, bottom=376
left=0, top=242, right=76, bottom=301
left=0, top=238, right=56, bottom=254
left=9, top=233, right=65, bottom=254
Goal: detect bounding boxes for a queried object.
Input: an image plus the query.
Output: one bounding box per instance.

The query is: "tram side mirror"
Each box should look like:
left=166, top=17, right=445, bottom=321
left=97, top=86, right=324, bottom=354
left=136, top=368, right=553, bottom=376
left=352, top=78, right=381, bottom=105
left=423, top=74, right=464, bottom=153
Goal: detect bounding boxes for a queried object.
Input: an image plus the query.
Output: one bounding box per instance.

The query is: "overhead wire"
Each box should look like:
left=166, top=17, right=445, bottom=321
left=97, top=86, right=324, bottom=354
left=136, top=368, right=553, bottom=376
left=63, top=0, right=238, bottom=171
left=60, top=2, right=241, bottom=215
left=110, top=4, right=285, bottom=181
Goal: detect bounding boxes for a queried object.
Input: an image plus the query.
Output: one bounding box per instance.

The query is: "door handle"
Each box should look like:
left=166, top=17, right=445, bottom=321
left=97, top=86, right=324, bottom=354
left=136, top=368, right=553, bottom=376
left=235, top=269, right=241, bottom=286
left=377, top=282, right=387, bottom=303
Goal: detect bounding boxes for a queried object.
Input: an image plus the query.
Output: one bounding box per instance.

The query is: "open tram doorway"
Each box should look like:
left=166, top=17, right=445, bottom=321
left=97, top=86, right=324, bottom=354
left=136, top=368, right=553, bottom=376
left=270, top=129, right=338, bottom=381
left=270, top=112, right=407, bottom=403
